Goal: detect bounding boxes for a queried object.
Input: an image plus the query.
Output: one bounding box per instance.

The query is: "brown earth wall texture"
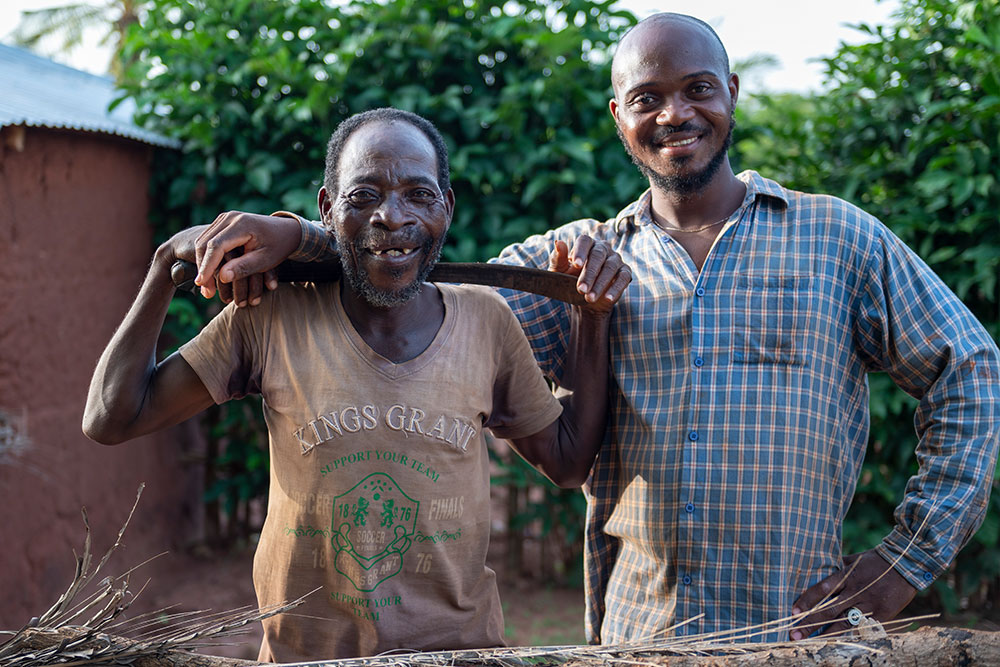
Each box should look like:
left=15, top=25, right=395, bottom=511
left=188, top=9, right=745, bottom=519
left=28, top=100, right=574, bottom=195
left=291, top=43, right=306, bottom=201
left=0, top=126, right=204, bottom=628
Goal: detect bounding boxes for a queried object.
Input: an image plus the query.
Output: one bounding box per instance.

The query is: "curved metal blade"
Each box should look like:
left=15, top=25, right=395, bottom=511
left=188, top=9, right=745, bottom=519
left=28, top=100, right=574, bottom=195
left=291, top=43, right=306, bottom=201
left=171, top=259, right=587, bottom=306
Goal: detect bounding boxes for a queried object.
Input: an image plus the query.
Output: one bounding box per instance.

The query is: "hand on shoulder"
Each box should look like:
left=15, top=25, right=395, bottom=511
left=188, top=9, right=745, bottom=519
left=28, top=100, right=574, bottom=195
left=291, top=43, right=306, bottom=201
left=548, top=235, right=632, bottom=316
left=194, top=211, right=304, bottom=307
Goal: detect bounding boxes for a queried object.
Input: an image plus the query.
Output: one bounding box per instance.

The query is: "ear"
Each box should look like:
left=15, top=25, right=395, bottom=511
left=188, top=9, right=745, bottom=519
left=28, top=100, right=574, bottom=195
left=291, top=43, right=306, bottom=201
left=609, top=97, right=620, bottom=124
left=443, top=187, right=456, bottom=223
left=728, top=72, right=740, bottom=109
left=318, top=186, right=333, bottom=227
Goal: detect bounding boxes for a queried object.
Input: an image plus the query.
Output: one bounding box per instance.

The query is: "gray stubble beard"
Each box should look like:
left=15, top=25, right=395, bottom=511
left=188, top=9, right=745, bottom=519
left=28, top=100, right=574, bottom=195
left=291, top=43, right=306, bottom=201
left=339, top=234, right=445, bottom=309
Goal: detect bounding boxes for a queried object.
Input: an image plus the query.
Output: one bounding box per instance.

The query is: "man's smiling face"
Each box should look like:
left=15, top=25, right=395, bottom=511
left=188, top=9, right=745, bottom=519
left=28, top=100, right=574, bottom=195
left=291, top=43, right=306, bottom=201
left=610, top=17, right=738, bottom=195
left=320, top=120, right=454, bottom=308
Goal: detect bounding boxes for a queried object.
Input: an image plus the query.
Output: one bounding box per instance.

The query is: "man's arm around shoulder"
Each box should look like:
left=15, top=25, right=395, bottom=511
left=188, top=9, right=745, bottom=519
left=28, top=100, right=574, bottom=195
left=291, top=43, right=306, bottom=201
left=507, top=237, right=631, bottom=487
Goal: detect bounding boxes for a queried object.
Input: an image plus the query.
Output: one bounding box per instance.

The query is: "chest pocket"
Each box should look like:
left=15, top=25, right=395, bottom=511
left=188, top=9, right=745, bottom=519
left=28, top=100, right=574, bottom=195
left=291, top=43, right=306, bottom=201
left=732, top=274, right=813, bottom=366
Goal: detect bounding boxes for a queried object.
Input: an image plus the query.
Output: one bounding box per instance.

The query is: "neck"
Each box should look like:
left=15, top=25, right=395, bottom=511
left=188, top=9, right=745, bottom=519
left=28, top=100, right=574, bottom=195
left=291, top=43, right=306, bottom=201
left=339, top=282, right=445, bottom=363
left=648, top=165, right=746, bottom=231
left=339, top=281, right=436, bottom=331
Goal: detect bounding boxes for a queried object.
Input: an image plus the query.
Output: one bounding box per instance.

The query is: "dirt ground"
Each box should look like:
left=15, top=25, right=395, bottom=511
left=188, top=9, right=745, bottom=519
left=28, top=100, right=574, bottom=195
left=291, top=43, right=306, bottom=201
left=132, top=538, right=587, bottom=661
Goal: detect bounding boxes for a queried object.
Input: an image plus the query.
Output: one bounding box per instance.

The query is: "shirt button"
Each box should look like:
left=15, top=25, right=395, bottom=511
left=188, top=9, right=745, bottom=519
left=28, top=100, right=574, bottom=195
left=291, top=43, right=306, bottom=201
left=682, top=575, right=692, bottom=585
left=695, top=287, right=705, bottom=297
left=923, top=571, right=934, bottom=582
left=693, top=356, right=704, bottom=367
left=688, top=430, right=699, bottom=441
left=685, top=503, right=695, bottom=513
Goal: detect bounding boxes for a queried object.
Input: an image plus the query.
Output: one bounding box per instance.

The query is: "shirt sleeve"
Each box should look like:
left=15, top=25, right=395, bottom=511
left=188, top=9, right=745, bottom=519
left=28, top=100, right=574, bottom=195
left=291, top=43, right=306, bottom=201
left=272, top=212, right=337, bottom=262
left=482, top=292, right=563, bottom=440
left=178, top=299, right=269, bottom=404
left=490, top=220, right=607, bottom=385
left=853, top=224, right=1000, bottom=589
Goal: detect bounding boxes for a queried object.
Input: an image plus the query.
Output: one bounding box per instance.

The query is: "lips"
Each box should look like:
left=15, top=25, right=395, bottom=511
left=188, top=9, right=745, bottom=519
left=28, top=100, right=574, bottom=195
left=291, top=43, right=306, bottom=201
left=360, top=239, right=425, bottom=272
left=649, top=124, right=707, bottom=152
left=360, top=231, right=425, bottom=261
left=369, top=247, right=417, bottom=258
left=659, top=135, right=698, bottom=148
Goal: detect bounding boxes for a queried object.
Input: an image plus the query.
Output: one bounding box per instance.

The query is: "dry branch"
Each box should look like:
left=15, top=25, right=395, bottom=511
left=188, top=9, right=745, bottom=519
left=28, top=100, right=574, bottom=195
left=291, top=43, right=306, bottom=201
left=13, top=627, right=253, bottom=667
left=265, top=626, right=999, bottom=666
left=0, top=485, right=305, bottom=667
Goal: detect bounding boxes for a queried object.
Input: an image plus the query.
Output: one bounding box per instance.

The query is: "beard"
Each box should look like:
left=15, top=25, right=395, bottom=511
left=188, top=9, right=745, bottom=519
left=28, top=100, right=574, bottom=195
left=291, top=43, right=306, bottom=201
left=619, top=114, right=735, bottom=196
left=337, top=227, right=445, bottom=309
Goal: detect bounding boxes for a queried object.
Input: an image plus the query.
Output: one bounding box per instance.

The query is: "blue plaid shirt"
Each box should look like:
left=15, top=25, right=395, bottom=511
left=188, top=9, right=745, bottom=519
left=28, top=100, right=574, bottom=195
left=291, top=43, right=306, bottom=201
left=291, top=170, right=1000, bottom=643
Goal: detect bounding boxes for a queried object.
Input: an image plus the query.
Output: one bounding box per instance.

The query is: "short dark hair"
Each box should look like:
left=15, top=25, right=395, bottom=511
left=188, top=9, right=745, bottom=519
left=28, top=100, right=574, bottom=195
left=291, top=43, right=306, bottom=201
left=323, top=108, right=450, bottom=195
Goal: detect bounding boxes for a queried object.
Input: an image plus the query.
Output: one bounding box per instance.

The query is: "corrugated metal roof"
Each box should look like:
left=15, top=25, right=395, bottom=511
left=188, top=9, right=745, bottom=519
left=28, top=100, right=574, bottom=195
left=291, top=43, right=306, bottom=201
left=0, top=43, right=179, bottom=149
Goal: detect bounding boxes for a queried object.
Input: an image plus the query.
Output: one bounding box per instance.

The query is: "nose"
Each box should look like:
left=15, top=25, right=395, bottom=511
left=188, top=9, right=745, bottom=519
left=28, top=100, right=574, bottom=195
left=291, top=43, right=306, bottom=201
left=656, top=94, right=694, bottom=126
left=370, top=192, right=413, bottom=231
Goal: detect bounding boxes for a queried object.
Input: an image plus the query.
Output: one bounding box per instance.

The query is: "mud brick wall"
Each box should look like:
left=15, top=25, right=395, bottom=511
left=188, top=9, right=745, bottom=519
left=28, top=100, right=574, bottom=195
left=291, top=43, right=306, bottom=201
left=0, top=125, right=203, bottom=628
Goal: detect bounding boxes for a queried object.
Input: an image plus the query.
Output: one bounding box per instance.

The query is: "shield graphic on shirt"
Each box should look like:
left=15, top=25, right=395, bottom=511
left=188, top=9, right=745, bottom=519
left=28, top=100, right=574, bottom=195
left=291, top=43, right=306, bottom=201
left=331, top=472, right=419, bottom=592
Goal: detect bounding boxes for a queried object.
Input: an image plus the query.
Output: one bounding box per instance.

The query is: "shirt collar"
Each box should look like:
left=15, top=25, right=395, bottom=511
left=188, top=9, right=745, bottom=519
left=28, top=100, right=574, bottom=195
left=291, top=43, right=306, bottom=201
left=612, top=170, right=789, bottom=234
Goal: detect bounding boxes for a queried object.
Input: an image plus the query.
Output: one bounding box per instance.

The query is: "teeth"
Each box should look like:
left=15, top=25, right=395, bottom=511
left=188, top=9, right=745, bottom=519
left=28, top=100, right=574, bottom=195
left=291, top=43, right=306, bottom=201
left=373, top=248, right=415, bottom=257
left=663, top=137, right=697, bottom=147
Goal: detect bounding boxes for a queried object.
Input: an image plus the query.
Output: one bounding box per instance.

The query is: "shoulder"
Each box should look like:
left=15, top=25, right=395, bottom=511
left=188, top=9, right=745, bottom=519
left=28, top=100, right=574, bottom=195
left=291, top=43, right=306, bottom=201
left=743, top=170, right=890, bottom=248
left=493, top=214, right=626, bottom=269
left=438, top=283, right=523, bottom=337
left=265, top=281, right=334, bottom=308
left=439, top=282, right=514, bottom=318
left=225, top=281, right=335, bottom=333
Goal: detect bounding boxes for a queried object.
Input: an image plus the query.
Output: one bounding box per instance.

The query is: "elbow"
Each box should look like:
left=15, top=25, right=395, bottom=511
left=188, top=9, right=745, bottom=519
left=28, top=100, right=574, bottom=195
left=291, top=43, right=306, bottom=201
left=547, top=467, right=589, bottom=489
left=81, top=411, right=129, bottom=446
left=558, top=473, right=588, bottom=489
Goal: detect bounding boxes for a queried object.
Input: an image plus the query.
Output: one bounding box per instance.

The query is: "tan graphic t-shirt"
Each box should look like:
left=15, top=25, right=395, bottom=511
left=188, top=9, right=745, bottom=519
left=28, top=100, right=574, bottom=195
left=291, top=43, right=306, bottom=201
left=179, top=282, right=562, bottom=662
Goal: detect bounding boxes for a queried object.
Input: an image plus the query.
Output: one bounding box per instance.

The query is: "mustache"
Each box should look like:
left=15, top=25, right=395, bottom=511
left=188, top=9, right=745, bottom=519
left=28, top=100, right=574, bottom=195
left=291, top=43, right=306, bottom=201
left=647, top=122, right=708, bottom=144
left=351, top=227, right=432, bottom=251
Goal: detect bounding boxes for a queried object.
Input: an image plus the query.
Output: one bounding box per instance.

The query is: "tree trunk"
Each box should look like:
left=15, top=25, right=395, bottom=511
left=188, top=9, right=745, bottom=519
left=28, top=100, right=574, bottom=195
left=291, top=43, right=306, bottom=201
left=13, top=626, right=1000, bottom=666
left=565, top=627, right=1000, bottom=666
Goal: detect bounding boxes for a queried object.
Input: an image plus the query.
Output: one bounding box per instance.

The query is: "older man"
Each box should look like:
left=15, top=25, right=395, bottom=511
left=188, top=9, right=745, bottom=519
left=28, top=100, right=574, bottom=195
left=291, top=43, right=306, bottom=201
left=83, top=108, right=630, bottom=661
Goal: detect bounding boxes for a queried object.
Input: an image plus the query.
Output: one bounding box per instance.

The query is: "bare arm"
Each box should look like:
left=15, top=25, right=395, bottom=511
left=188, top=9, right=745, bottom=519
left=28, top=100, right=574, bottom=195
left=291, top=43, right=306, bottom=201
left=508, top=237, right=630, bottom=488
left=83, top=229, right=215, bottom=445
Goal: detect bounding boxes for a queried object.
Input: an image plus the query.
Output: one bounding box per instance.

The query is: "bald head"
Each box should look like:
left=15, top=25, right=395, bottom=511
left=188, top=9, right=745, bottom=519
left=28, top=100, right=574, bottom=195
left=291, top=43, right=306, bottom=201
left=612, top=13, right=730, bottom=97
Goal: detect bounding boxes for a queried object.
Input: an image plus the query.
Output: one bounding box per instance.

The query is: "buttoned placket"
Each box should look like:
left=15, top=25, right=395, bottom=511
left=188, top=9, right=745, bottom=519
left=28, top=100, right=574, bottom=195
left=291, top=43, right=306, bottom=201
left=653, top=201, right=751, bottom=629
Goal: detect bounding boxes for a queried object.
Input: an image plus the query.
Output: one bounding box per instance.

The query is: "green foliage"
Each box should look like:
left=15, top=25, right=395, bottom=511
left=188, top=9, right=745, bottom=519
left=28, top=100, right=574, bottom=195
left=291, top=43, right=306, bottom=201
left=491, top=445, right=588, bottom=585
left=119, top=0, right=641, bottom=252
left=735, top=0, right=1000, bottom=616
left=119, top=0, right=641, bottom=551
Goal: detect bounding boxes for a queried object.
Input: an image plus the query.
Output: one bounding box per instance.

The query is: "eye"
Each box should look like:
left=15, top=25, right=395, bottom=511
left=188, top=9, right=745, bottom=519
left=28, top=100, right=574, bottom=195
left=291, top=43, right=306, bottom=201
left=689, top=83, right=713, bottom=96
left=345, top=189, right=379, bottom=206
left=629, top=93, right=657, bottom=109
left=409, top=188, right=437, bottom=200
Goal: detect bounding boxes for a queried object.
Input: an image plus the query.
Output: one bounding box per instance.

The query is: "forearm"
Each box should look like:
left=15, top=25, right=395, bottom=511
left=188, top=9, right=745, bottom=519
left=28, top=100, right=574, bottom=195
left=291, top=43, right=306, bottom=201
left=513, top=308, right=611, bottom=488
left=877, top=359, right=1000, bottom=588
left=288, top=214, right=336, bottom=261
left=83, top=246, right=188, bottom=443
left=553, top=307, right=612, bottom=485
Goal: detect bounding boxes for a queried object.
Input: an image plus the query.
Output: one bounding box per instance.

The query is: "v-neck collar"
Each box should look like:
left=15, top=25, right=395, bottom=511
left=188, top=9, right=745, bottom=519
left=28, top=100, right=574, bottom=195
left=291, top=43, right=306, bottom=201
left=331, top=282, right=456, bottom=380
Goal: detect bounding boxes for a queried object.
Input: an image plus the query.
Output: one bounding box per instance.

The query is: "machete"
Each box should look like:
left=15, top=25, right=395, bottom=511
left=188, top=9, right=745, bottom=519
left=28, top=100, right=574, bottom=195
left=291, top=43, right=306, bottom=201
left=170, top=258, right=589, bottom=306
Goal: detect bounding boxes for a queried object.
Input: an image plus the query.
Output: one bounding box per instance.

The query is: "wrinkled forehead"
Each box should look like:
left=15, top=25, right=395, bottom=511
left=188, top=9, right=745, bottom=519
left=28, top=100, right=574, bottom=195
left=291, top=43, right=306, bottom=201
left=338, top=120, right=439, bottom=186
left=612, top=18, right=728, bottom=94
